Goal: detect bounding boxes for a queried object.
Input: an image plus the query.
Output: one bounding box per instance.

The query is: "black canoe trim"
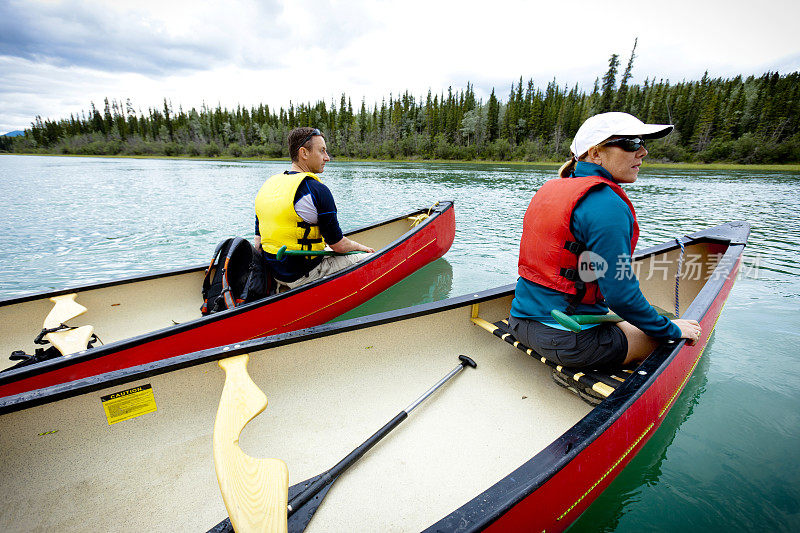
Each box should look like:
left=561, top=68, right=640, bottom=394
left=424, top=222, right=750, bottom=532
left=0, top=201, right=454, bottom=387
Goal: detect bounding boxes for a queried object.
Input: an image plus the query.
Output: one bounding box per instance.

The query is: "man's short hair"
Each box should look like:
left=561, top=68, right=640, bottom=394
left=288, top=127, right=324, bottom=162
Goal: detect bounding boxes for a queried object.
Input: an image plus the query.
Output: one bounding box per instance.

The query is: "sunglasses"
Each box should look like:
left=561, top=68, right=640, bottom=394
left=299, top=128, right=323, bottom=148
left=602, top=137, right=646, bottom=152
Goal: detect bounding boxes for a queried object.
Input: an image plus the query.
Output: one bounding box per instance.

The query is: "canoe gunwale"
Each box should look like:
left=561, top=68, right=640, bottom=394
left=426, top=223, right=750, bottom=531
left=0, top=201, right=454, bottom=390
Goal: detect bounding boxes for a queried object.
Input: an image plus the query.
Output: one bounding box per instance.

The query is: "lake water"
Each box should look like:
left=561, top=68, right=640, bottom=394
left=1, top=154, right=798, bottom=531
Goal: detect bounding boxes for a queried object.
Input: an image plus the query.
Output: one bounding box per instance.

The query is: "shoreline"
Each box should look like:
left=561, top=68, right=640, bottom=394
left=2, top=152, right=799, bottom=172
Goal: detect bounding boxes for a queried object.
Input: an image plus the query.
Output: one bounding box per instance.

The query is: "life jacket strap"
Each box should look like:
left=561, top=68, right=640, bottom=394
left=565, top=280, right=587, bottom=316
left=559, top=267, right=578, bottom=281
left=33, top=323, right=70, bottom=345
left=297, top=221, right=323, bottom=251
left=560, top=239, right=590, bottom=315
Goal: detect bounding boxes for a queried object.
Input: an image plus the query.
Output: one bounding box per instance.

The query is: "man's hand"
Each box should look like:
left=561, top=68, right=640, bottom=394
left=329, top=236, right=375, bottom=254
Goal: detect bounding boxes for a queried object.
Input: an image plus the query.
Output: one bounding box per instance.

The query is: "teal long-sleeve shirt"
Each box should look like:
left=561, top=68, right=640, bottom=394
left=510, top=162, right=681, bottom=340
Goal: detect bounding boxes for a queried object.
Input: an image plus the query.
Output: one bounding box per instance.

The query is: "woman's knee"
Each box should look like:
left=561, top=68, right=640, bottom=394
left=616, top=322, right=658, bottom=364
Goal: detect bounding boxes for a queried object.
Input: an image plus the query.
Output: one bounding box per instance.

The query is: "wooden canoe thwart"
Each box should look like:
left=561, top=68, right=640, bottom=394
left=0, top=222, right=749, bottom=532
left=0, top=201, right=455, bottom=399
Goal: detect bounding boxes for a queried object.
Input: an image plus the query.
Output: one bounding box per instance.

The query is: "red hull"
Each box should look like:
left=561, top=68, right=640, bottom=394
left=0, top=203, right=455, bottom=399
left=484, top=256, right=743, bottom=532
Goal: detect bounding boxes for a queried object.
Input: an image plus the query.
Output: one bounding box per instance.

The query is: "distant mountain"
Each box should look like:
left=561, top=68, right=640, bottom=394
left=2, top=130, right=24, bottom=137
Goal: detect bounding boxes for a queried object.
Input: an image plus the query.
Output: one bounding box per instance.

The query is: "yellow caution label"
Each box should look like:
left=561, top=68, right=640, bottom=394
left=101, top=384, right=157, bottom=425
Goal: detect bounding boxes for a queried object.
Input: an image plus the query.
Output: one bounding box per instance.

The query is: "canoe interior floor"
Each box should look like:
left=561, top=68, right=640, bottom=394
left=0, top=295, right=591, bottom=532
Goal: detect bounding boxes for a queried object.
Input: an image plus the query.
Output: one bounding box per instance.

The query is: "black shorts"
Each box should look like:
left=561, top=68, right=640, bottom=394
left=508, top=316, right=628, bottom=369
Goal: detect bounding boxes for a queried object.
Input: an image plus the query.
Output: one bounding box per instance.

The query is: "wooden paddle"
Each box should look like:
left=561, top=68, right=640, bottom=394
left=209, top=355, right=477, bottom=533
left=42, top=294, right=94, bottom=355
left=43, top=293, right=87, bottom=329
left=213, top=354, right=289, bottom=533
left=275, top=245, right=368, bottom=261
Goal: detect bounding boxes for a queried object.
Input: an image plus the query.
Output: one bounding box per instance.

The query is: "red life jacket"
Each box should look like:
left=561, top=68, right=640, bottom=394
left=518, top=175, right=639, bottom=308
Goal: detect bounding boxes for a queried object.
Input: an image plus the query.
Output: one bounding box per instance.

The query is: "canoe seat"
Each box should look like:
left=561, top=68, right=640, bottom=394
left=471, top=312, right=634, bottom=406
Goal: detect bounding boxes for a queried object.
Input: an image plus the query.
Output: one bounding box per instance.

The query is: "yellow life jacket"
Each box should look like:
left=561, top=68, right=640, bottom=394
left=255, top=172, right=326, bottom=255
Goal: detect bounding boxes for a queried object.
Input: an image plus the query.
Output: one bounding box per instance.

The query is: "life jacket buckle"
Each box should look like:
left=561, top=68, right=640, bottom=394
left=563, top=241, right=585, bottom=255
left=560, top=267, right=578, bottom=281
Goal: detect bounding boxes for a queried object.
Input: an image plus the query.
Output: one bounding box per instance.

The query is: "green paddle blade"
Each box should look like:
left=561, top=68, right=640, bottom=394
left=550, top=310, right=582, bottom=332
left=550, top=310, right=624, bottom=332
left=573, top=313, right=623, bottom=325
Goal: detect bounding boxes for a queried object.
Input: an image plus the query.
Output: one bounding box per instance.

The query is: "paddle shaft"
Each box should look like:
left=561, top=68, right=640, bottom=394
left=286, top=355, right=477, bottom=516
left=276, top=245, right=368, bottom=260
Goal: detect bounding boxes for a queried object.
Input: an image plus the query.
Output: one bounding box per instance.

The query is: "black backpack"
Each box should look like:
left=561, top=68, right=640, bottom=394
left=201, top=237, right=269, bottom=315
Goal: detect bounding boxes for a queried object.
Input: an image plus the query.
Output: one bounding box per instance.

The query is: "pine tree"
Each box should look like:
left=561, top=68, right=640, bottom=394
left=487, top=89, right=500, bottom=142
left=503, top=82, right=517, bottom=142
left=614, top=38, right=637, bottom=111
left=598, top=53, right=619, bottom=112
left=358, top=98, right=368, bottom=141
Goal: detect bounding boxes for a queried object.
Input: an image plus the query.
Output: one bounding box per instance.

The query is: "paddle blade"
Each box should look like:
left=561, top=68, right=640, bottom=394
left=214, top=354, right=289, bottom=533
left=287, top=473, right=337, bottom=533
left=44, top=293, right=87, bottom=329
left=550, top=310, right=582, bottom=332
left=47, top=325, right=94, bottom=356
left=207, top=473, right=336, bottom=533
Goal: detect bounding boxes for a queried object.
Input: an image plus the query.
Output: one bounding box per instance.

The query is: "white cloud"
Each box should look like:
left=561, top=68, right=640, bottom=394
left=1, top=0, right=799, bottom=133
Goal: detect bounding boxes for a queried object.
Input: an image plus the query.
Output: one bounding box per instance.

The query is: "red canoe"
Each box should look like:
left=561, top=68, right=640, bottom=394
left=0, top=201, right=455, bottom=398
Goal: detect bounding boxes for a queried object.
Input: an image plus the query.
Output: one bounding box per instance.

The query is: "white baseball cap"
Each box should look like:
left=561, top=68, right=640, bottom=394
left=570, top=112, right=673, bottom=159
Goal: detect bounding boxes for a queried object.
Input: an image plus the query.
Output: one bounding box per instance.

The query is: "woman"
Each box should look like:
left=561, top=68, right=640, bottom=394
left=509, top=112, right=701, bottom=369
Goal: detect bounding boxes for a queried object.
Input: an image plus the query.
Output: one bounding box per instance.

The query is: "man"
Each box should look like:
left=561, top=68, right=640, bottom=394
left=254, top=127, right=374, bottom=291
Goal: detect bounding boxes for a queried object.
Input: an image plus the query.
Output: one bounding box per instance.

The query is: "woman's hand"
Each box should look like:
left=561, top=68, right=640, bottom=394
left=672, top=319, right=702, bottom=345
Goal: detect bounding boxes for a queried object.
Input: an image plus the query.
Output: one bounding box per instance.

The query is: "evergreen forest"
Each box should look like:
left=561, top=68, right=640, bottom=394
left=3, top=48, right=799, bottom=164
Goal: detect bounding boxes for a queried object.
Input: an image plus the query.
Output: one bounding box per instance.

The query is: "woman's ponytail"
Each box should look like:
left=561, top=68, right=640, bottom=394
left=558, top=157, right=577, bottom=178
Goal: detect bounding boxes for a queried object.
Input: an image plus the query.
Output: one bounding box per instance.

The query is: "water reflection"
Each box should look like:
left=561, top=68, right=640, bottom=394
left=569, top=334, right=713, bottom=532
left=332, top=258, right=454, bottom=322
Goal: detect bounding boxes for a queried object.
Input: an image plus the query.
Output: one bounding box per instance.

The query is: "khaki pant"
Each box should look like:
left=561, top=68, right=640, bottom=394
left=276, top=252, right=373, bottom=291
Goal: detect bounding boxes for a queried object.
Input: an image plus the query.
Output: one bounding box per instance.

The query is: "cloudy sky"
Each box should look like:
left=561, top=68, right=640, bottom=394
left=1, top=0, right=798, bottom=134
